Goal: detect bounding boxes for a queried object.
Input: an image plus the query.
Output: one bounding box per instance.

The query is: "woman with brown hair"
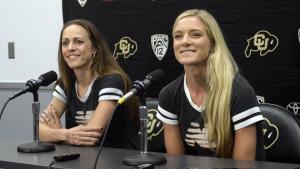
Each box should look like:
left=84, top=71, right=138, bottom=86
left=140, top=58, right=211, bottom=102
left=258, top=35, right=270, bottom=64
left=39, top=19, right=139, bottom=149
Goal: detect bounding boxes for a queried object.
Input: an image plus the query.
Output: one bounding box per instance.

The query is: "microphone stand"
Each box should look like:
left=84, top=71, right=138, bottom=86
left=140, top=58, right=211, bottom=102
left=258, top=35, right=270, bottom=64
left=17, top=89, right=55, bottom=153
left=123, top=96, right=166, bottom=166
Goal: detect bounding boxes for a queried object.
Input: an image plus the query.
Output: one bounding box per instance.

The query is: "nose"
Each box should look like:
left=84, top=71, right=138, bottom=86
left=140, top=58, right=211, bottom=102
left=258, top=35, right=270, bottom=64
left=67, top=42, right=76, bottom=51
left=181, top=35, right=192, bottom=46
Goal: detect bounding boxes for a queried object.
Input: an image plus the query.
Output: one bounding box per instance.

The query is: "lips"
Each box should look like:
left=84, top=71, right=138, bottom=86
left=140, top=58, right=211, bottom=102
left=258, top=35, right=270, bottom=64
left=67, top=54, right=79, bottom=59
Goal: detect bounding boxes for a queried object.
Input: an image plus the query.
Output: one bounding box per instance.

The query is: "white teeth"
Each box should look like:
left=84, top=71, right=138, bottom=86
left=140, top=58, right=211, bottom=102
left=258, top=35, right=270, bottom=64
left=68, top=55, right=77, bottom=59
left=182, top=50, right=194, bottom=54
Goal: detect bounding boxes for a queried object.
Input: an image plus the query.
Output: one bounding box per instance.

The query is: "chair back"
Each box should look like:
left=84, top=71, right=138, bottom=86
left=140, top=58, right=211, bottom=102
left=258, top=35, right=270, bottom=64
left=146, top=98, right=165, bottom=152
left=260, top=103, right=300, bottom=163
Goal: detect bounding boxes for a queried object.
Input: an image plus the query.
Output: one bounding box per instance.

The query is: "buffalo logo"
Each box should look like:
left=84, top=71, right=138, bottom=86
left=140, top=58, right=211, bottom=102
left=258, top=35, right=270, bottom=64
left=77, top=0, right=87, bottom=7
left=263, top=117, right=279, bottom=149
left=147, top=108, right=164, bottom=141
left=245, top=30, right=279, bottom=58
left=286, top=102, right=300, bottom=115
left=256, top=95, right=265, bottom=104
left=113, top=36, right=137, bottom=59
left=151, top=34, right=168, bottom=61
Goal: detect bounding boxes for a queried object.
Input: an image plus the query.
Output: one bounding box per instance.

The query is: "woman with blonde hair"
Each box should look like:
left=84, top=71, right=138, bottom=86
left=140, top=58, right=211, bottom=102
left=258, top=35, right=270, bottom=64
left=156, top=9, right=265, bottom=160
left=39, top=19, right=139, bottom=149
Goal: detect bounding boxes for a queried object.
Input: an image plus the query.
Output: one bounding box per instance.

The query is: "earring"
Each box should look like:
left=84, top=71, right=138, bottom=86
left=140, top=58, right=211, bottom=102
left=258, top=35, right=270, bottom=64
left=92, top=53, right=96, bottom=58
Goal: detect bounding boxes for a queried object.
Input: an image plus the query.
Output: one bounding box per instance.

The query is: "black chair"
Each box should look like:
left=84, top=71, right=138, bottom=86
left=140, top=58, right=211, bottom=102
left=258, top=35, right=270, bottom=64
left=146, top=98, right=165, bottom=153
left=260, top=103, right=300, bottom=163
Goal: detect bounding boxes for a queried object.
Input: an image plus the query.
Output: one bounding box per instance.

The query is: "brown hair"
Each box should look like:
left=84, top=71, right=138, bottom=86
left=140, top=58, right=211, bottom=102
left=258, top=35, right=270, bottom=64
left=57, top=19, right=139, bottom=122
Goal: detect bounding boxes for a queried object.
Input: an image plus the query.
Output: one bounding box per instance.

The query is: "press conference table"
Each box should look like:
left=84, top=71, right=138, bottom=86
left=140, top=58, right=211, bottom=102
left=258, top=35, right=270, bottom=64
left=0, top=137, right=299, bottom=169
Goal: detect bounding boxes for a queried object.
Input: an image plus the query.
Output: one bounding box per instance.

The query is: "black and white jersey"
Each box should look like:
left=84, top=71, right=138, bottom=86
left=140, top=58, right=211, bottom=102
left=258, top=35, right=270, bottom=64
left=53, top=74, right=138, bottom=149
left=156, top=73, right=265, bottom=160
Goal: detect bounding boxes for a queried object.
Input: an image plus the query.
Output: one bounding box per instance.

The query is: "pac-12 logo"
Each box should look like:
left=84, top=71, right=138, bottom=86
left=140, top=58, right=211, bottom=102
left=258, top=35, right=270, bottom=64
left=77, top=0, right=87, bottom=7
left=151, top=34, right=168, bottom=61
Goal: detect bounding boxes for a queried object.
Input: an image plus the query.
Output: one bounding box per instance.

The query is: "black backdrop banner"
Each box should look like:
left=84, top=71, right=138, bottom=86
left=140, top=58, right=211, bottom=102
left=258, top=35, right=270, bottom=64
left=62, top=0, right=300, bottom=117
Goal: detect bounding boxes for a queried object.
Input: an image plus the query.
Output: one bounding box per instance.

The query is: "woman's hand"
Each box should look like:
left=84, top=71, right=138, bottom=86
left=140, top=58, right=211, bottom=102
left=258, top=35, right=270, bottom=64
left=40, top=104, right=62, bottom=129
left=65, top=125, right=103, bottom=146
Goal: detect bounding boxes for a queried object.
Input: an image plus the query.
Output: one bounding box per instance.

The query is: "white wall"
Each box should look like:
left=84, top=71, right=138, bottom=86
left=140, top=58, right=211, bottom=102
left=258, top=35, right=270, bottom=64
left=0, top=0, right=63, bottom=83
left=0, top=0, right=63, bottom=138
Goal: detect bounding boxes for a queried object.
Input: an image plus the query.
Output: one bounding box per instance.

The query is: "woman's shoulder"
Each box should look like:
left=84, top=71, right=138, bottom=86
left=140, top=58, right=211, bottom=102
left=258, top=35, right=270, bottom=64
left=161, top=73, right=184, bottom=92
left=95, top=73, right=123, bottom=85
left=233, top=73, right=255, bottom=91
left=97, top=73, right=122, bottom=81
left=94, top=73, right=124, bottom=91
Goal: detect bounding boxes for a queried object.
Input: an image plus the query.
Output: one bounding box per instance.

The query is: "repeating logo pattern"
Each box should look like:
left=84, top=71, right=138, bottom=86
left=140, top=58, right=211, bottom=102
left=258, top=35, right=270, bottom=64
left=263, top=117, right=279, bottom=149
left=298, top=28, right=300, bottom=45
left=77, top=0, right=87, bottom=7
left=151, top=34, right=168, bottom=61
left=256, top=95, right=265, bottom=104
left=113, top=36, right=138, bottom=59
left=286, top=102, right=300, bottom=115
left=147, top=108, right=164, bottom=141
left=245, top=30, right=279, bottom=58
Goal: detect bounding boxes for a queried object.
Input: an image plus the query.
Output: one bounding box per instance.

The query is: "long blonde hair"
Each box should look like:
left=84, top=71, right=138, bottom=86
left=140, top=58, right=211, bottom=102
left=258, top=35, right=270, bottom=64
left=173, top=9, right=239, bottom=157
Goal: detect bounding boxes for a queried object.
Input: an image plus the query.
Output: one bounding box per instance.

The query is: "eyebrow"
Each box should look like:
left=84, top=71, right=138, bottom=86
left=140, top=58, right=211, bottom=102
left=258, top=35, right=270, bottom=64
left=62, top=36, right=85, bottom=40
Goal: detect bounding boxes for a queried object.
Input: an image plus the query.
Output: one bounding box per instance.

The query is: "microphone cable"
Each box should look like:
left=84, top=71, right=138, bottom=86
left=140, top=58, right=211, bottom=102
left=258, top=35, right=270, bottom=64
left=47, top=160, right=55, bottom=169
left=92, top=102, right=121, bottom=169
left=0, top=99, right=10, bottom=120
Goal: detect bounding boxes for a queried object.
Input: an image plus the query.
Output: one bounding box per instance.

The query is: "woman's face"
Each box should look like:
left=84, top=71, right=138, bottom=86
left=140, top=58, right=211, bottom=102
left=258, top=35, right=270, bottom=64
left=61, top=24, right=95, bottom=70
left=173, top=16, right=212, bottom=66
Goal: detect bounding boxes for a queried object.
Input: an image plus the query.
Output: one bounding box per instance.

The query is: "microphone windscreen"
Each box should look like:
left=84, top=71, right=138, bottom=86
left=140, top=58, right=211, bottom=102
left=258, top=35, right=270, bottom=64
left=39, top=70, right=58, bottom=86
left=146, top=69, right=165, bottom=83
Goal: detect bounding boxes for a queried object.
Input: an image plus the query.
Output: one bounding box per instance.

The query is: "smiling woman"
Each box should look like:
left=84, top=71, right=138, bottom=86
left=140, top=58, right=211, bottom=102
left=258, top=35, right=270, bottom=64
left=156, top=9, right=265, bottom=161
left=173, top=16, right=212, bottom=66
left=61, top=24, right=96, bottom=71
left=39, top=19, right=140, bottom=149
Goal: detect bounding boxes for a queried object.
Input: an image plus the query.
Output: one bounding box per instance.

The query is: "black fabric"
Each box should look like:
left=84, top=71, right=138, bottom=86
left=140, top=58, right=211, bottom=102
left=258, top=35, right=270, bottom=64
left=157, top=73, right=265, bottom=160
left=260, top=103, right=300, bottom=163
left=54, top=74, right=138, bottom=149
left=62, top=1, right=300, bottom=115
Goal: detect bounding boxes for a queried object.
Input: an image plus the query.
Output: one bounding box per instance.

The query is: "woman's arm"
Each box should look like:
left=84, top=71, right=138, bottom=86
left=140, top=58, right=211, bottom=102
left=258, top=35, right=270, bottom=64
left=39, top=97, right=67, bottom=142
left=233, top=124, right=257, bottom=160
left=164, top=123, right=185, bottom=155
left=39, top=97, right=103, bottom=146
left=86, top=100, right=117, bottom=130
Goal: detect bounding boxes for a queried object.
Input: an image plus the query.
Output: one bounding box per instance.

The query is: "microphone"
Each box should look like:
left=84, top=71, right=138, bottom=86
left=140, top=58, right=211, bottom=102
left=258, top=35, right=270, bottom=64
left=9, top=70, right=58, bottom=101
left=0, top=70, right=57, bottom=153
left=92, top=69, right=165, bottom=169
left=118, top=69, right=165, bottom=105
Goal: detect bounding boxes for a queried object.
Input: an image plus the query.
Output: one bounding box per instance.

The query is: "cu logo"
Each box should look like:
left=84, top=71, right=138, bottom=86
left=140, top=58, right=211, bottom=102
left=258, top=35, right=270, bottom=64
left=286, top=102, right=300, bottom=115
left=113, top=36, right=138, bottom=60
left=147, top=108, right=164, bottom=141
left=245, top=30, right=278, bottom=58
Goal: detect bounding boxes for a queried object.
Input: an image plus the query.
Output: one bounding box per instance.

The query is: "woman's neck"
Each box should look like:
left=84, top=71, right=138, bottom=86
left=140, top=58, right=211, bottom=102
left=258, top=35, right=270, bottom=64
left=184, top=65, right=207, bottom=88
left=73, top=69, right=97, bottom=98
left=184, top=66, right=207, bottom=107
left=74, top=69, right=95, bottom=87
